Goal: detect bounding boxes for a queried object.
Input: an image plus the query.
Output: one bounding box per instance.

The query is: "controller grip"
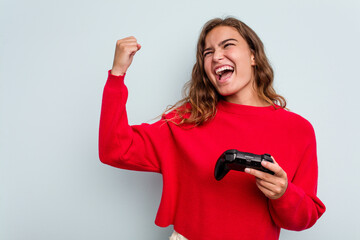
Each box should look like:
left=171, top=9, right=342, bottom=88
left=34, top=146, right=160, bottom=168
left=214, top=158, right=230, bottom=181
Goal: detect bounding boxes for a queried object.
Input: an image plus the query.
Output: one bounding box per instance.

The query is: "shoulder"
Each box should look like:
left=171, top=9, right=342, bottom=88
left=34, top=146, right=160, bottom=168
left=161, top=102, right=192, bottom=125
left=274, top=108, right=315, bottom=136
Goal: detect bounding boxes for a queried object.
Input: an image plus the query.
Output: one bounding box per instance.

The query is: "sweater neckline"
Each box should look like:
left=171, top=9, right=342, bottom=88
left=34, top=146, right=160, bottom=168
left=217, top=100, right=277, bottom=115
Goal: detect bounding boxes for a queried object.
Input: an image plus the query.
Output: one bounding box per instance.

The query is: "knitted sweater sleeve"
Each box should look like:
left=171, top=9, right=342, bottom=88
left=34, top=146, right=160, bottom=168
left=98, top=71, right=167, bottom=173
left=268, top=120, right=326, bottom=231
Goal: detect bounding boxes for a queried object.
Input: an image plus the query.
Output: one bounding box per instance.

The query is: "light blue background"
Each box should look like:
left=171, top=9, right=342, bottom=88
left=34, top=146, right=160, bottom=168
left=1, top=0, right=359, bottom=239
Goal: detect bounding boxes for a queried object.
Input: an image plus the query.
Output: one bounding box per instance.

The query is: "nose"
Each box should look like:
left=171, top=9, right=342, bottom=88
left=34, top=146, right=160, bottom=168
left=213, top=49, right=224, bottom=61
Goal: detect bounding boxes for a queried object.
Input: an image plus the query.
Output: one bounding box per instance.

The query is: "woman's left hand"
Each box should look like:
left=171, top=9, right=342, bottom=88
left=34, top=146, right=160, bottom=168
left=245, top=157, right=288, bottom=200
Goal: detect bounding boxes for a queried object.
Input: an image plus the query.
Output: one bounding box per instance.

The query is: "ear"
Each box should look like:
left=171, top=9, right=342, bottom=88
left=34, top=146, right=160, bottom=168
left=250, top=51, right=256, bottom=66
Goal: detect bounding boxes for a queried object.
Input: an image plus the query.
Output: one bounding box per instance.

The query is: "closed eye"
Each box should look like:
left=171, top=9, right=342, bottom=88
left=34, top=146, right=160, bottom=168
left=203, top=51, right=213, bottom=57
left=224, top=43, right=235, bottom=48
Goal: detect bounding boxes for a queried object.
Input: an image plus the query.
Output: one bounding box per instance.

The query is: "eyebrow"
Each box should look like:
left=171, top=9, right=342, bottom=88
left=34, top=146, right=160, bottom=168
left=203, top=38, right=238, bottom=54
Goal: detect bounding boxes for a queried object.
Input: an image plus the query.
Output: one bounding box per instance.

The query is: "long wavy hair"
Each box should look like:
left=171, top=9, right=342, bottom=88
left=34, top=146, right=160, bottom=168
left=164, top=17, right=286, bottom=126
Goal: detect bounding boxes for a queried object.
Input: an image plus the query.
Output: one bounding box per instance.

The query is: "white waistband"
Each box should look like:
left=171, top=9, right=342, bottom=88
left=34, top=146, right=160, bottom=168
left=169, top=230, right=188, bottom=240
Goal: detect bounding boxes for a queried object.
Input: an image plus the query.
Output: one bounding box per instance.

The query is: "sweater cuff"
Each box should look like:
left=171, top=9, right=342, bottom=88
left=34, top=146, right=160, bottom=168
left=269, top=181, right=304, bottom=209
left=106, top=69, right=126, bottom=90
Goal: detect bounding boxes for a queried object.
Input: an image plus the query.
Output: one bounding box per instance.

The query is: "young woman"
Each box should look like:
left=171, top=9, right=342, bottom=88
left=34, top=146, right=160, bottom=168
left=99, top=17, right=326, bottom=240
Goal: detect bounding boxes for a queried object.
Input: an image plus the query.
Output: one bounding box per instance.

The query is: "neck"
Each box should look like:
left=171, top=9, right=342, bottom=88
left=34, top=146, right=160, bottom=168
left=224, top=89, right=270, bottom=107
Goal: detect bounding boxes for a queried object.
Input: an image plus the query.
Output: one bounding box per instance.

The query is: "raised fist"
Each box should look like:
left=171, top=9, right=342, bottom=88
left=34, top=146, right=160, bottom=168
left=111, top=36, right=141, bottom=76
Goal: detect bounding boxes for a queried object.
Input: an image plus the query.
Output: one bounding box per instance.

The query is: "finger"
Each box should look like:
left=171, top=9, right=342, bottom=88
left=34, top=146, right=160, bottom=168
left=117, top=39, right=140, bottom=49
left=256, top=178, right=278, bottom=192
left=118, top=42, right=140, bottom=48
left=119, top=40, right=139, bottom=47
left=129, top=46, right=141, bottom=56
left=118, top=44, right=140, bottom=55
left=255, top=182, right=279, bottom=199
left=120, top=36, right=138, bottom=42
left=261, top=158, right=285, bottom=177
left=245, top=168, right=275, bottom=182
left=256, top=180, right=273, bottom=194
left=256, top=178, right=287, bottom=199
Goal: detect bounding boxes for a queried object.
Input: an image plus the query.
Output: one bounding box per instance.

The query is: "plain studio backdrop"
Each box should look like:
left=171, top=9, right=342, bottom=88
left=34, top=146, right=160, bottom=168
left=1, top=0, right=359, bottom=239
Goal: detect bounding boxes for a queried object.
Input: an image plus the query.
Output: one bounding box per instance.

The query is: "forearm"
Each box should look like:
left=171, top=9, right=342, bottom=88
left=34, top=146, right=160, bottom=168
left=99, top=71, right=131, bottom=166
left=268, top=181, right=325, bottom=231
left=98, top=71, right=162, bottom=172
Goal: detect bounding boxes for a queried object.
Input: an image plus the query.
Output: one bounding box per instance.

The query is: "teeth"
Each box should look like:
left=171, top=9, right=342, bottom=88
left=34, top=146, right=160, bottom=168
left=215, top=66, right=234, bottom=75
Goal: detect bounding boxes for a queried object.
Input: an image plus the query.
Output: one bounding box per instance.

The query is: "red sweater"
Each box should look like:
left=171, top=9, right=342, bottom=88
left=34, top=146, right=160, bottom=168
left=99, top=71, right=326, bottom=240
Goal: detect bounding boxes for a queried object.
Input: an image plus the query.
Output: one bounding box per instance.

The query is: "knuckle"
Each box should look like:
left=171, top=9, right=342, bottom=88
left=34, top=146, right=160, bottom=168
left=128, top=36, right=137, bottom=41
left=263, top=174, right=270, bottom=181
left=284, top=172, right=288, bottom=179
left=257, top=173, right=265, bottom=180
left=119, top=43, right=128, bottom=50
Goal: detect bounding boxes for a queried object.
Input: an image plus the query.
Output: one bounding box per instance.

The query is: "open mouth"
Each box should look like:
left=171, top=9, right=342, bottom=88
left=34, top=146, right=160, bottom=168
left=215, top=65, right=234, bottom=81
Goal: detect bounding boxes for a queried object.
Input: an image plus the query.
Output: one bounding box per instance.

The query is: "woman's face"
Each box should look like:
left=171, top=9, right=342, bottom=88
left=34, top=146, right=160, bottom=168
left=203, top=26, right=257, bottom=104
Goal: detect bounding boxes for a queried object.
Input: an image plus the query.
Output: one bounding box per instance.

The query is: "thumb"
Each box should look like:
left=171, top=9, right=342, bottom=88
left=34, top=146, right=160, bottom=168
left=130, top=44, right=141, bottom=57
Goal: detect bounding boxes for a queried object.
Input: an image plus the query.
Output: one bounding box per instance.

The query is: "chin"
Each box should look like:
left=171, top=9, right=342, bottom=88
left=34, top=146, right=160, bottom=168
left=217, top=90, right=236, bottom=98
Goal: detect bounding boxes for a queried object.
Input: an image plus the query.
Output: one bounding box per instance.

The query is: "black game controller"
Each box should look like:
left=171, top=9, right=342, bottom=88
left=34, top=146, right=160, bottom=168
left=214, top=149, right=274, bottom=180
